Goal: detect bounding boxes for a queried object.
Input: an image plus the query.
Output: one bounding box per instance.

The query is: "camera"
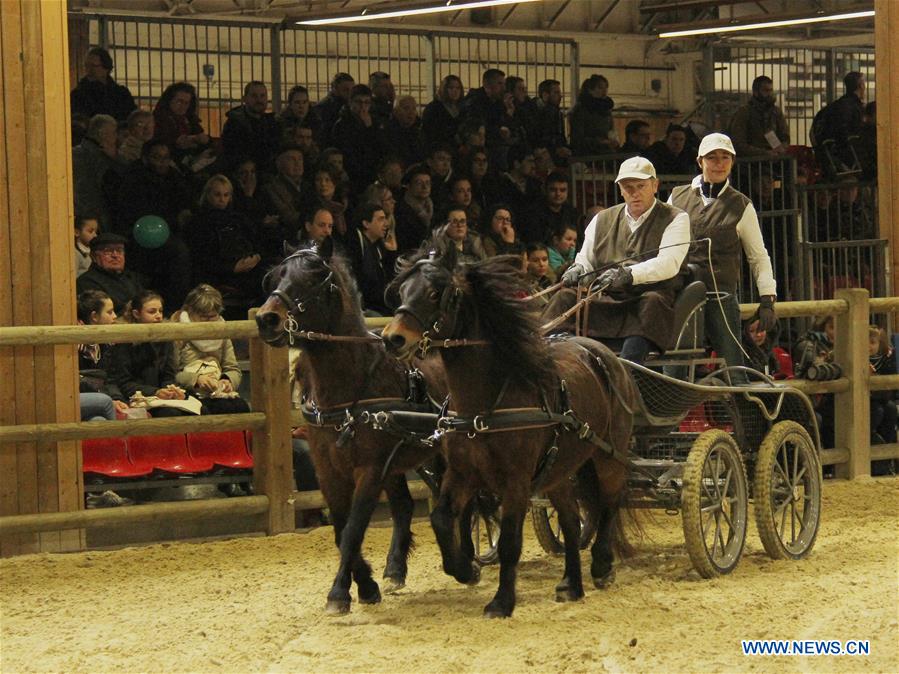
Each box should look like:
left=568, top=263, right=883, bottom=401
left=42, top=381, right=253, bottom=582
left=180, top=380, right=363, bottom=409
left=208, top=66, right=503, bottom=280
left=805, top=362, right=842, bottom=381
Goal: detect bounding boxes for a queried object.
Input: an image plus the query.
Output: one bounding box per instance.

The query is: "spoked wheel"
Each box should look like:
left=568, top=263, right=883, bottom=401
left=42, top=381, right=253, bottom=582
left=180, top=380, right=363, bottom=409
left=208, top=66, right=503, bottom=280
left=530, top=499, right=597, bottom=555
left=471, top=493, right=501, bottom=566
left=681, top=430, right=748, bottom=578
left=753, top=421, right=822, bottom=560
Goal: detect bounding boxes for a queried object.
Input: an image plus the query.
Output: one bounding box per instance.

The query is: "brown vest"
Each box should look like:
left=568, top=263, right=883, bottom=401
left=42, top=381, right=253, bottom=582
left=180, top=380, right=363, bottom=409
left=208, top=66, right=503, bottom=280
left=670, top=183, right=751, bottom=293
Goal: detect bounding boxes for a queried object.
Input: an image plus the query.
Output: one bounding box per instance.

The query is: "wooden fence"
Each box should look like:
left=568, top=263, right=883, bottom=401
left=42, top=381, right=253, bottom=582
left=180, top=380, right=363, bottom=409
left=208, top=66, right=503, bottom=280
left=0, top=289, right=896, bottom=547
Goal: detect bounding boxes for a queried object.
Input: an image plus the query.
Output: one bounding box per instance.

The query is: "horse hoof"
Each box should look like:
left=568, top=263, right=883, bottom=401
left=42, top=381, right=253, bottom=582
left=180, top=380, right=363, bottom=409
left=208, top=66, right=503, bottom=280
left=461, top=562, right=481, bottom=586
left=325, top=599, right=351, bottom=615
left=555, top=585, right=585, bottom=603
left=483, top=602, right=512, bottom=619
left=382, top=577, right=406, bottom=594
left=593, top=569, right=616, bottom=589
left=357, top=584, right=382, bottom=605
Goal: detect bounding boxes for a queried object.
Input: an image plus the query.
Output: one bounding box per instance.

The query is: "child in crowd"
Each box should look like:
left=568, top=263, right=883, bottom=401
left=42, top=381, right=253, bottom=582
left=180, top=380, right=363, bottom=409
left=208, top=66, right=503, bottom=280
left=77, top=290, right=128, bottom=417
left=74, top=215, right=99, bottom=278
left=526, top=243, right=554, bottom=309
left=742, top=318, right=793, bottom=379
left=547, top=223, right=577, bottom=273
left=110, top=290, right=187, bottom=417
left=172, top=284, right=250, bottom=415
left=868, top=326, right=897, bottom=471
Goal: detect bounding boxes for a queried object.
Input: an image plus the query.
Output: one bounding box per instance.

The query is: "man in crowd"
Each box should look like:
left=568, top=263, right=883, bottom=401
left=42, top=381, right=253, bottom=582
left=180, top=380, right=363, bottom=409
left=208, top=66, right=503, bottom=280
left=644, top=123, right=696, bottom=176
left=383, top=95, right=425, bottom=168
left=314, top=72, right=355, bottom=145
left=727, top=75, right=790, bottom=157
left=72, top=114, right=119, bottom=231
left=221, top=81, right=281, bottom=172
left=532, top=79, right=571, bottom=164
left=76, top=233, right=145, bottom=314
left=369, top=71, right=395, bottom=127
left=262, top=145, right=313, bottom=244
left=533, top=173, right=579, bottom=246
left=348, top=203, right=395, bottom=315
left=332, top=84, right=387, bottom=194
left=70, top=47, right=136, bottom=121
left=620, top=120, right=652, bottom=155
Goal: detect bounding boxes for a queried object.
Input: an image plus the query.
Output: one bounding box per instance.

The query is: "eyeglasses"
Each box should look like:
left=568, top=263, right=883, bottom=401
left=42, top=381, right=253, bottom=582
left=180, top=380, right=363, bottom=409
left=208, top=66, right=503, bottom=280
left=493, top=215, right=512, bottom=222
left=96, top=247, right=125, bottom=255
left=449, top=218, right=467, bottom=225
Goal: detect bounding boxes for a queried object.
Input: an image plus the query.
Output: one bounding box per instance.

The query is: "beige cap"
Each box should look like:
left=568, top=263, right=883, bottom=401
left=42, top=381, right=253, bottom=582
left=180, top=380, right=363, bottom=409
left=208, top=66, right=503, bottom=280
left=615, top=156, right=657, bottom=182
left=698, top=132, right=736, bottom=157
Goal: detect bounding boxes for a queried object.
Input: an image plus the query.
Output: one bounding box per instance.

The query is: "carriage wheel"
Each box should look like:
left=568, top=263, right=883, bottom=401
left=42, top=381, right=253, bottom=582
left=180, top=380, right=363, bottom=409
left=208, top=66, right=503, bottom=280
left=753, top=421, right=822, bottom=560
left=681, top=430, right=748, bottom=578
left=531, top=500, right=596, bottom=555
left=471, top=494, right=501, bottom=566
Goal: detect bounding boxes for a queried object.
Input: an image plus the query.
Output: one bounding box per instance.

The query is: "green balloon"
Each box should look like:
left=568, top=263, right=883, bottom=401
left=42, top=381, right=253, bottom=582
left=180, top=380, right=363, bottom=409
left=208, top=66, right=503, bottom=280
left=133, top=215, right=170, bottom=249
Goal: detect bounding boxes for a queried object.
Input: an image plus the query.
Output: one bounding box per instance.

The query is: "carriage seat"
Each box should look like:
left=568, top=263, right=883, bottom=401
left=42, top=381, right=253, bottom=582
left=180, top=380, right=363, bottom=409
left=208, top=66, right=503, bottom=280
left=665, top=280, right=707, bottom=351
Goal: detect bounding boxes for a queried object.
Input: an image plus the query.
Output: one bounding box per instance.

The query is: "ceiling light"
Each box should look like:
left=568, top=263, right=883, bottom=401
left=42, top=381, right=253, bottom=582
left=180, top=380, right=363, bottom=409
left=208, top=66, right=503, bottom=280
left=297, top=0, right=538, bottom=26
left=658, top=9, right=874, bottom=39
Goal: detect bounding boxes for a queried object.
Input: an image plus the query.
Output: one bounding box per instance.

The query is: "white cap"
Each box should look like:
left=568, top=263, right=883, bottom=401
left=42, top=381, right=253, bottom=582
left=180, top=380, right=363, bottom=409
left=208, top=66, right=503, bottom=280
left=615, top=156, right=657, bottom=182
left=698, top=132, right=736, bottom=158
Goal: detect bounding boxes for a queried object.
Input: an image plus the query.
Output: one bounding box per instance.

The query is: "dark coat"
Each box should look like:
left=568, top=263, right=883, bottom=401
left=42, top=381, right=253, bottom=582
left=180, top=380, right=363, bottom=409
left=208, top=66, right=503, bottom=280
left=461, top=88, right=518, bottom=149
left=495, top=173, right=543, bottom=243
left=115, top=162, right=193, bottom=237
left=347, top=229, right=396, bottom=315
left=531, top=99, right=568, bottom=154
left=421, top=98, right=461, bottom=150
left=394, top=198, right=434, bottom=254
left=221, top=106, right=281, bottom=172
left=187, top=207, right=260, bottom=283
left=76, top=265, right=145, bottom=315
left=532, top=202, right=580, bottom=246
left=70, top=76, right=136, bottom=121
left=331, top=108, right=387, bottom=193
left=260, top=174, right=315, bottom=244
left=644, top=141, right=696, bottom=176
left=78, top=343, right=124, bottom=401
left=72, top=138, right=117, bottom=229
left=312, top=94, right=346, bottom=146
left=109, top=341, right=179, bottom=399
left=383, top=117, right=425, bottom=168
left=569, top=94, right=614, bottom=156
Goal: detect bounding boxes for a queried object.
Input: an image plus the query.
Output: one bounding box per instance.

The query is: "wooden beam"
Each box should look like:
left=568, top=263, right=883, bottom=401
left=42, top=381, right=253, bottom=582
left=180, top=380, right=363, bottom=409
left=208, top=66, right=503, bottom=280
left=833, top=288, right=870, bottom=479
left=0, top=320, right=259, bottom=347
left=876, top=0, right=898, bottom=293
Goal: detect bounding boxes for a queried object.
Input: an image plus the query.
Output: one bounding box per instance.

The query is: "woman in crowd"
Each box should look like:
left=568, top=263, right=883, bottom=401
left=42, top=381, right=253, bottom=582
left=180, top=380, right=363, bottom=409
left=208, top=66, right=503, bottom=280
left=481, top=204, right=523, bottom=258
left=868, top=325, right=897, bottom=449
left=77, top=289, right=129, bottom=420
left=460, top=147, right=499, bottom=221
left=569, top=74, right=617, bottom=156
left=422, top=74, right=464, bottom=150
left=153, top=82, right=210, bottom=164
left=278, top=84, right=322, bottom=142
left=436, top=207, right=486, bottom=263
left=311, top=167, right=349, bottom=241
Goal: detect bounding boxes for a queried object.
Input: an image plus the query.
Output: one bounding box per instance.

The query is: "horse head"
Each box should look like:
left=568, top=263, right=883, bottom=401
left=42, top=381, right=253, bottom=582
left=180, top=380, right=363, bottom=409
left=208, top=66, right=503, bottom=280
left=256, top=238, right=340, bottom=347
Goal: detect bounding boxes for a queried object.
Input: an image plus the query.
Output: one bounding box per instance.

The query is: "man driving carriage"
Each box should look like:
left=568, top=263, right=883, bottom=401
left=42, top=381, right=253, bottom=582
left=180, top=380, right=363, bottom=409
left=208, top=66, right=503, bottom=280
left=543, top=156, right=690, bottom=364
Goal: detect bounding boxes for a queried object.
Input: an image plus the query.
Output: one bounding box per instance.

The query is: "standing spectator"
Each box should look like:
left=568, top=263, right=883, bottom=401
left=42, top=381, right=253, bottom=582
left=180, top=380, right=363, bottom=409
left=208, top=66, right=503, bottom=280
left=496, top=144, right=543, bottom=242
left=369, top=71, right=395, bottom=128
left=533, top=79, right=571, bottom=164
left=332, top=84, right=386, bottom=194
left=383, top=95, right=425, bottom=168
left=644, top=124, right=696, bottom=175
left=569, top=74, right=617, bottom=156
left=394, top=165, right=434, bottom=253
left=76, top=233, right=145, bottom=316
left=152, top=82, right=210, bottom=165
left=422, top=74, right=464, bottom=151
left=74, top=215, right=99, bottom=278
left=532, top=173, right=579, bottom=247
left=261, top=145, right=314, bottom=244
left=507, top=76, right=536, bottom=148
left=221, top=81, right=280, bottom=173
left=278, top=85, right=322, bottom=144
left=620, top=120, right=652, bottom=155
left=727, top=75, right=790, bottom=158
left=347, top=203, right=396, bottom=315
left=481, top=205, right=523, bottom=258
left=826, top=71, right=867, bottom=171
left=461, top=69, right=519, bottom=167
left=314, top=72, right=355, bottom=146
left=117, top=109, right=155, bottom=164
left=72, top=114, right=118, bottom=230
left=70, top=47, right=136, bottom=122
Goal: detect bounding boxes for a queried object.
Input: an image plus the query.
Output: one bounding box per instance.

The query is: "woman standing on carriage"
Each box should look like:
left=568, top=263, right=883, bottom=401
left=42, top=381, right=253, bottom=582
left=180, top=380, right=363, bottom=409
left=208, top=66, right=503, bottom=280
left=668, top=133, right=778, bottom=381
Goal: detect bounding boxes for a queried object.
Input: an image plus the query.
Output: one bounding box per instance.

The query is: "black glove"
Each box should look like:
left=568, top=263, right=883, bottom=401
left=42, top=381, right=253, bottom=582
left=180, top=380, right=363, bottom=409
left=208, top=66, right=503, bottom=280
left=595, top=266, right=633, bottom=292
left=756, top=295, right=777, bottom=332
left=561, top=264, right=585, bottom=287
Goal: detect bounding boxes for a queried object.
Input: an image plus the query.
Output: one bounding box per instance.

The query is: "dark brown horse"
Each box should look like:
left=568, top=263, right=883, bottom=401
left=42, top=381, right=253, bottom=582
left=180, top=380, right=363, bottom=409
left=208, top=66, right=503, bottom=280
left=382, top=249, right=636, bottom=617
left=255, top=241, right=446, bottom=614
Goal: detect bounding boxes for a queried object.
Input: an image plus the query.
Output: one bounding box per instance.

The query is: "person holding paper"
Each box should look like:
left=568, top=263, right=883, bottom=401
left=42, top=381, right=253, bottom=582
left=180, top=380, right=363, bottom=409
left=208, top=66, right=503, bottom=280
left=727, top=75, right=790, bottom=158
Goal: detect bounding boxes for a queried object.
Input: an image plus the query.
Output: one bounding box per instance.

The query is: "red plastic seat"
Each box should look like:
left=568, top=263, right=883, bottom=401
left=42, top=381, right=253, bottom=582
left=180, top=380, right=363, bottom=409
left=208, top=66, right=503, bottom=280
left=82, top=437, right=154, bottom=478
left=187, top=431, right=253, bottom=469
left=127, top=434, right=215, bottom=474
left=772, top=347, right=795, bottom=380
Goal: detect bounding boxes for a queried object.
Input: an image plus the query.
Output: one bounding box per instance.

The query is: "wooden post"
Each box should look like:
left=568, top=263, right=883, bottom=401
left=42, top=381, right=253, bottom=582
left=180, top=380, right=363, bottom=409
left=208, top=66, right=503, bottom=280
left=1, top=0, right=82, bottom=556
left=875, top=0, right=898, bottom=294
left=833, top=288, right=870, bottom=479
left=248, top=335, right=295, bottom=534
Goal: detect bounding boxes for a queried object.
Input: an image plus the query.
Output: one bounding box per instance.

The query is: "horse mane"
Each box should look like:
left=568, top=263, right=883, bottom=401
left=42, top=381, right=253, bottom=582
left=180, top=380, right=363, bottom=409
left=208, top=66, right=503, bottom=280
left=459, top=256, right=556, bottom=390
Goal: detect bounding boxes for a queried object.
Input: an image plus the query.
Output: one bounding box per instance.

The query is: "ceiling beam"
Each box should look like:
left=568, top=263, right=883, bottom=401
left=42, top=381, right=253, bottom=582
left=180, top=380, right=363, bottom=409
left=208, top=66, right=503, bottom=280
left=641, top=0, right=771, bottom=12
left=594, top=0, right=623, bottom=31
left=548, top=0, right=571, bottom=29
left=656, top=2, right=874, bottom=35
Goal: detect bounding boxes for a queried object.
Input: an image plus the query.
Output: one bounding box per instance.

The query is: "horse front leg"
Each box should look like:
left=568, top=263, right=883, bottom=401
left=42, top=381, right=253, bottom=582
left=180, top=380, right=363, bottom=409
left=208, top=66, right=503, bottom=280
left=325, top=470, right=382, bottom=614
left=382, top=472, right=414, bottom=592
left=429, top=470, right=478, bottom=584
left=484, top=495, right=527, bottom=618
left=546, top=485, right=585, bottom=602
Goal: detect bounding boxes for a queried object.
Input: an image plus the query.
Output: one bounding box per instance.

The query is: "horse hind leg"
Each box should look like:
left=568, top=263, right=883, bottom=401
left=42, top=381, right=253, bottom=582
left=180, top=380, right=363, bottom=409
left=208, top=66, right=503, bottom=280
left=546, top=485, right=585, bottom=603
left=587, top=457, right=627, bottom=589
left=382, top=473, right=415, bottom=593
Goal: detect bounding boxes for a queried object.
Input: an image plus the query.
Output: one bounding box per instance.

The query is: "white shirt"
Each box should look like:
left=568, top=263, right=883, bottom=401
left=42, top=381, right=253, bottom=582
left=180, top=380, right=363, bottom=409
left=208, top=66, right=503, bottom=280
left=575, top=200, right=691, bottom=286
left=668, top=175, right=777, bottom=297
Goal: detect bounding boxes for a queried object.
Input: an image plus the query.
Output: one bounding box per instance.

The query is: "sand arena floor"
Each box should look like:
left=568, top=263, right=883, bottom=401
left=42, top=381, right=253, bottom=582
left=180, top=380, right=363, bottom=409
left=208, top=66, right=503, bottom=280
left=1, top=476, right=897, bottom=674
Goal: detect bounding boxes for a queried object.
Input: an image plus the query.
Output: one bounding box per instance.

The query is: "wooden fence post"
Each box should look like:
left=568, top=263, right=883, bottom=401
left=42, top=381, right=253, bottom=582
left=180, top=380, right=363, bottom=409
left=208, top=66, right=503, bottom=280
left=249, top=335, right=295, bottom=534
left=833, top=288, right=871, bottom=479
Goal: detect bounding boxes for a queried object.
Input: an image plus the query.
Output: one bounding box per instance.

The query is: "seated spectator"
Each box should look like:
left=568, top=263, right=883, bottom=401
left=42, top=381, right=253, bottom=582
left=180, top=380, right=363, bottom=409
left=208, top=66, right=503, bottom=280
left=80, top=392, right=119, bottom=422
left=77, top=289, right=128, bottom=413
left=281, top=123, right=320, bottom=169
left=507, top=76, right=537, bottom=149
left=394, top=164, right=434, bottom=253
left=311, top=167, right=349, bottom=241
left=533, top=79, right=571, bottom=164
left=74, top=215, right=99, bottom=278
left=868, top=325, right=897, bottom=449
left=375, top=156, right=404, bottom=196
left=481, top=204, right=524, bottom=258
left=644, top=124, right=696, bottom=176
left=77, top=233, right=145, bottom=315
left=445, top=175, right=479, bottom=226
left=435, top=208, right=486, bottom=263
left=426, top=144, right=455, bottom=207
left=300, top=207, right=335, bottom=247
left=384, top=95, right=425, bottom=167
left=620, top=119, right=652, bottom=155
left=533, top=173, right=579, bottom=246
left=221, top=81, right=280, bottom=172
left=332, top=84, right=386, bottom=194
left=547, top=223, right=578, bottom=273
left=73, top=113, right=118, bottom=230
left=70, top=47, right=136, bottom=121
left=314, top=72, right=355, bottom=147
left=187, top=174, right=265, bottom=307
left=172, top=284, right=250, bottom=415
left=110, top=290, right=188, bottom=417
left=422, top=74, right=464, bottom=151
left=742, top=318, right=784, bottom=378
left=369, top=71, right=395, bottom=127
left=455, top=118, right=487, bottom=162
left=347, top=203, right=396, bottom=316
left=261, top=144, right=314, bottom=244
left=460, top=147, right=499, bottom=221
left=278, top=85, right=323, bottom=144
left=152, top=82, right=211, bottom=167
left=532, top=143, right=558, bottom=183
left=362, top=183, right=399, bottom=253
left=496, top=144, right=542, bottom=242
left=526, top=242, right=554, bottom=289
left=569, top=74, right=617, bottom=155
left=727, top=75, right=790, bottom=158
left=231, top=158, right=281, bottom=260
left=118, top=109, right=155, bottom=164
left=318, top=148, right=351, bottom=204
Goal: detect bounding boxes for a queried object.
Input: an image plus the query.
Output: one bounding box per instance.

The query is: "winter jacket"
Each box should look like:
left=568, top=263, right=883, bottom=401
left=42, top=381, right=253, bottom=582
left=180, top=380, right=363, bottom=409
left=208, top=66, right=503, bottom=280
left=70, top=76, right=136, bottom=121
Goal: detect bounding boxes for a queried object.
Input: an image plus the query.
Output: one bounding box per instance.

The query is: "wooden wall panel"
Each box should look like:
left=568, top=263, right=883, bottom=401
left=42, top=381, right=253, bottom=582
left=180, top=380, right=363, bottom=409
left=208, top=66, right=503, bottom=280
left=876, top=0, right=898, bottom=294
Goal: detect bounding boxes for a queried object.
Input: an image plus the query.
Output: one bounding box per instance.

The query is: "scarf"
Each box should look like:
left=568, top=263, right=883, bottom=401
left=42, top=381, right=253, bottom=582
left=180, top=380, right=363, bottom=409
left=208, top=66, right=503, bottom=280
left=404, top=193, right=434, bottom=229
left=179, top=311, right=224, bottom=353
